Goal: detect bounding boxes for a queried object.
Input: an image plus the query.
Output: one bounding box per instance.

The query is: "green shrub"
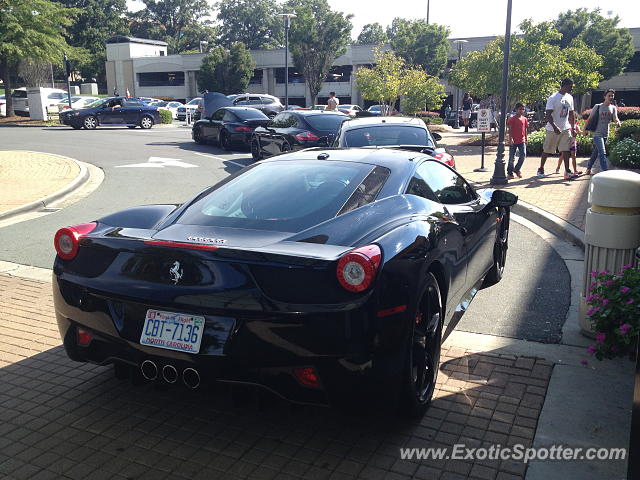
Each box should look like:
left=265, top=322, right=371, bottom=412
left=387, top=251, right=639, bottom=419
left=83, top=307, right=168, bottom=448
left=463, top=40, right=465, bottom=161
left=421, top=117, right=443, bottom=125
left=616, top=119, right=640, bottom=141
left=159, top=109, right=173, bottom=124
left=526, top=129, right=546, bottom=156
left=609, top=138, right=640, bottom=169
left=581, top=106, right=640, bottom=121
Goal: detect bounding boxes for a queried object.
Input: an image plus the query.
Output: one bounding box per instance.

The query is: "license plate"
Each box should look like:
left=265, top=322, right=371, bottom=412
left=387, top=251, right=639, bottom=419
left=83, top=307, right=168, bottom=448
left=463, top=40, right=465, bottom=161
left=140, top=309, right=205, bottom=354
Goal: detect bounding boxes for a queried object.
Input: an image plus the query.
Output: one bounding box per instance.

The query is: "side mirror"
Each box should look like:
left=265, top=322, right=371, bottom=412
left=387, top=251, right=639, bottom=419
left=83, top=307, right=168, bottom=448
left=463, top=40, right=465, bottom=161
left=431, top=132, right=442, bottom=141
left=491, top=190, right=518, bottom=207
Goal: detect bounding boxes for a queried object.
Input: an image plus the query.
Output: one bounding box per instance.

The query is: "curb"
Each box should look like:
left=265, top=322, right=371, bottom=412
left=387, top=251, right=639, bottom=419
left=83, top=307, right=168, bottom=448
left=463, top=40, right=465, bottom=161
left=512, top=200, right=585, bottom=249
left=0, top=153, right=90, bottom=221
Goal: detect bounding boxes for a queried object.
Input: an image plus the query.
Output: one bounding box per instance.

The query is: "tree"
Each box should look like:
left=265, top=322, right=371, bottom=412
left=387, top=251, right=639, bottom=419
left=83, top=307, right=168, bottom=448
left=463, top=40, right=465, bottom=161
left=554, top=8, right=634, bottom=80
left=196, top=42, right=255, bottom=94
left=449, top=20, right=603, bottom=110
left=216, top=0, right=283, bottom=49
left=387, top=18, right=450, bottom=76
left=128, top=0, right=212, bottom=54
left=285, top=0, right=352, bottom=105
left=0, top=0, right=77, bottom=116
left=53, top=0, right=129, bottom=81
left=355, top=23, right=387, bottom=45
left=355, top=49, right=446, bottom=115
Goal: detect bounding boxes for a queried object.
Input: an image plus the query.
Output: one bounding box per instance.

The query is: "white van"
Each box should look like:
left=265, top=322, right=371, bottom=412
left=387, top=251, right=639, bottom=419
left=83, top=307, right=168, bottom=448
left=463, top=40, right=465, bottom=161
left=11, top=87, right=67, bottom=116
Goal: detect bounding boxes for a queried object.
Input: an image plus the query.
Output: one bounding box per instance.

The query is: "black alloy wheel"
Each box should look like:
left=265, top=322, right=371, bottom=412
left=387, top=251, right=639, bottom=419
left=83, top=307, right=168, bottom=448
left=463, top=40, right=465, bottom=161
left=281, top=141, right=291, bottom=153
left=220, top=131, right=231, bottom=151
left=83, top=115, right=97, bottom=129
left=483, top=208, right=510, bottom=286
left=401, top=272, right=443, bottom=417
left=251, top=138, right=263, bottom=161
left=193, top=126, right=204, bottom=144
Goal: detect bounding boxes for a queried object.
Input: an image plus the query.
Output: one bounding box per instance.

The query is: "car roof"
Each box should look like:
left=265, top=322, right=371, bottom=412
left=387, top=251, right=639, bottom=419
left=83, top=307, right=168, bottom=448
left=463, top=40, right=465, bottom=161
left=290, top=110, right=346, bottom=117
left=340, top=116, right=425, bottom=128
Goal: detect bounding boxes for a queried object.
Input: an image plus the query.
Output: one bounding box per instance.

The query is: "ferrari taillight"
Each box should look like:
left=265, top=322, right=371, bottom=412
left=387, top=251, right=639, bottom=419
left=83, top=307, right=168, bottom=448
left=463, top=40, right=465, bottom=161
left=294, top=131, right=320, bottom=141
left=54, top=222, right=97, bottom=260
left=336, top=245, right=381, bottom=292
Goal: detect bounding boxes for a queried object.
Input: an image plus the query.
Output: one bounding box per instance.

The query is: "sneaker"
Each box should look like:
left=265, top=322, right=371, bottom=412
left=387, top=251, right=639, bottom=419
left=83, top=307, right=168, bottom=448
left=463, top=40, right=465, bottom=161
left=507, top=174, right=515, bottom=180
left=514, top=171, right=522, bottom=178
left=536, top=169, right=545, bottom=178
left=564, top=172, right=574, bottom=180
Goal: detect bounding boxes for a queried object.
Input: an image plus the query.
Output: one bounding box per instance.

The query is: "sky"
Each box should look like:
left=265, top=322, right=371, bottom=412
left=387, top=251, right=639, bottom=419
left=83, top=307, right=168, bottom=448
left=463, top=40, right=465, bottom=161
left=126, top=0, right=640, bottom=40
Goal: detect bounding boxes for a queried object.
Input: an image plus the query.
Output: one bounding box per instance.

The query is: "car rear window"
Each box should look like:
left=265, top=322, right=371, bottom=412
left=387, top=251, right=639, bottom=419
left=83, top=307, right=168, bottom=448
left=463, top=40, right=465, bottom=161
left=11, top=90, right=27, bottom=98
left=343, top=126, right=433, bottom=148
left=305, top=114, right=347, bottom=131
left=234, top=109, right=268, bottom=120
left=177, top=161, right=376, bottom=232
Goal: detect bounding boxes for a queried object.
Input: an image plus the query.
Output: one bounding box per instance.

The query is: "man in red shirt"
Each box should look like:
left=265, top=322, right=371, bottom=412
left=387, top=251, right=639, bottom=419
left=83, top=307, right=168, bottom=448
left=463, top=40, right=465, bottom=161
left=506, top=103, right=529, bottom=179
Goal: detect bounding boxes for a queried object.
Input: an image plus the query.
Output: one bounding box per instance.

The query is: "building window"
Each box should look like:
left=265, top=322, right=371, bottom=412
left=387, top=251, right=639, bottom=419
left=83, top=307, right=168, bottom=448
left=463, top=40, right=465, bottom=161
left=249, top=69, right=263, bottom=85
left=324, top=65, right=352, bottom=83
left=626, top=52, right=640, bottom=73
left=137, top=71, right=185, bottom=87
left=275, top=68, right=305, bottom=84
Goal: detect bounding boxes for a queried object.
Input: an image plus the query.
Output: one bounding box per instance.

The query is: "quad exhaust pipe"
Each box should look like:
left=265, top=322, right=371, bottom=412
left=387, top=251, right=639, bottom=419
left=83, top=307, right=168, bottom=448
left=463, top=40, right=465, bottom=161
left=140, top=360, right=200, bottom=388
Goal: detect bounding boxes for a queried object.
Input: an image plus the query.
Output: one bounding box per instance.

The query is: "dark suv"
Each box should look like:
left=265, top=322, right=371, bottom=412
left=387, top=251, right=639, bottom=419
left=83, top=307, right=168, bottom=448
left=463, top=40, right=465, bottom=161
left=59, top=97, right=161, bottom=129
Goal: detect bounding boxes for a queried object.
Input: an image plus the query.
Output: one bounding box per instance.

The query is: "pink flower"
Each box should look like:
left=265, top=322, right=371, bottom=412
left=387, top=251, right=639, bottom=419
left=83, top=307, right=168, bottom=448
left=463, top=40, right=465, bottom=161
left=602, top=270, right=611, bottom=275
left=611, top=345, right=618, bottom=353
left=580, top=360, right=589, bottom=365
left=620, top=324, right=632, bottom=335
left=628, top=299, right=635, bottom=305
left=602, top=298, right=609, bottom=306
left=621, top=264, right=633, bottom=270
left=587, top=345, right=597, bottom=355
left=595, top=332, right=606, bottom=345
left=605, top=281, right=614, bottom=286
left=620, top=286, right=630, bottom=293
left=590, top=270, right=598, bottom=277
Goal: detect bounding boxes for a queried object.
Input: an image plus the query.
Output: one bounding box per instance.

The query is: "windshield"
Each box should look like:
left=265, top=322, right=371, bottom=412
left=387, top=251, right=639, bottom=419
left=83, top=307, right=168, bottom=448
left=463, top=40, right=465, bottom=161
left=177, top=161, right=375, bottom=232
left=343, top=126, right=433, bottom=148
left=187, top=98, right=201, bottom=105
left=87, top=98, right=107, bottom=108
left=305, top=114, right=347, bottom=131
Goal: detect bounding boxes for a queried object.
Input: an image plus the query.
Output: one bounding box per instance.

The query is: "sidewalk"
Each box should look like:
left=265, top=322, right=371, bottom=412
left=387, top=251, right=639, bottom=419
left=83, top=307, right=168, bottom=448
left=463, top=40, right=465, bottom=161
left=0, top=146, right=634, bottom=480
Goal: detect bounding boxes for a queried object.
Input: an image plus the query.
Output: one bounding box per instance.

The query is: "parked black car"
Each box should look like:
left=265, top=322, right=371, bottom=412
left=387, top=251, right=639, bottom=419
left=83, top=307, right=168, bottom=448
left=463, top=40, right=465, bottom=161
left=334, top=116, right=456, bottom=168
left=192, top=107, right=270, bottom=150
left=52, top=147, right=516, bottom=416
left=251, top=110, right=348, bottom=160
left=59, top=97, right=161, bottom=130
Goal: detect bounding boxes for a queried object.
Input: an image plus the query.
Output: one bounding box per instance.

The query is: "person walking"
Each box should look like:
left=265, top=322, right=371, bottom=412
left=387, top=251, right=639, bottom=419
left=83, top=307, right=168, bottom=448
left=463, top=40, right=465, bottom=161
left=585, top=89, right=622, bottom=175
left=554, top=122, right=583, bottom=175
left=326, top=92, right=339, bottom=111
left=462, top=93, right=473, bottom=132
left=536, top=78, right=576, bottom=180
left=506, top=102, right=528, bottom=179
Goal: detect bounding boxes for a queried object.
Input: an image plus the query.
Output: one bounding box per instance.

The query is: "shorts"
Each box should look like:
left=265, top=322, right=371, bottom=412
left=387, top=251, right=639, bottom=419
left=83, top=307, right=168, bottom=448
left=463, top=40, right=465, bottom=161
left=462, top=110, right=472, bottom=119
left=543, top=129, right=573, bottom=154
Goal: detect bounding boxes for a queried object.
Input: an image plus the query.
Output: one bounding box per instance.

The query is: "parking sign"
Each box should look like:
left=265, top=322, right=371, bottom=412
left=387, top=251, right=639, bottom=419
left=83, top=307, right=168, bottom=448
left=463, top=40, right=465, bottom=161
left=477, top=109, right=491, bottom=132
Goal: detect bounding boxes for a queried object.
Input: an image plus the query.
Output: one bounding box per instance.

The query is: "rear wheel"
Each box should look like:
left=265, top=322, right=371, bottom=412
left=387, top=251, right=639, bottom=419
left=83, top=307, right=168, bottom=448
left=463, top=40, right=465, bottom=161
left=193, top=126, right=204, bottom=144
left=483, top=208, right=510, bottom=287
left=280, top=141, right=291, bottom=153
left=83, top=115, right=97, bottom=129
left=140, top=115, right=153, bottom=129
left=220, top=131, right=231, bottom=150
left=400, top=272, right=443, bottom=418
left=251, top=138, right=263, bottom=161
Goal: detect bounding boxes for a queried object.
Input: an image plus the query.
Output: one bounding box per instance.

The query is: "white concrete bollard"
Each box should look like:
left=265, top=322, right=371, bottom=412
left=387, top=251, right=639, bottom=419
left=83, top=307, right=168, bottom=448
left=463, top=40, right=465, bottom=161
left=579, top=170, right=640, bottom=336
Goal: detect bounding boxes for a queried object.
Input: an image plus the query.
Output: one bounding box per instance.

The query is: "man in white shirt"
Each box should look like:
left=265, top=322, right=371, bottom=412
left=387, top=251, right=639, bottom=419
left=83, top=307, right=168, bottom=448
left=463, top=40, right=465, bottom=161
left=326, top=92, right=339, bottom=111
left=537, top=78, right=576, bottom=180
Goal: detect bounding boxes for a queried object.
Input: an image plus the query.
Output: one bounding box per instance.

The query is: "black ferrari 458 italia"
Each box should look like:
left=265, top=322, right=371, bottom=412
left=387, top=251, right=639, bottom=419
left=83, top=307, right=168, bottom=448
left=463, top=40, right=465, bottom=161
left=53, top=148, right=516, bottom=416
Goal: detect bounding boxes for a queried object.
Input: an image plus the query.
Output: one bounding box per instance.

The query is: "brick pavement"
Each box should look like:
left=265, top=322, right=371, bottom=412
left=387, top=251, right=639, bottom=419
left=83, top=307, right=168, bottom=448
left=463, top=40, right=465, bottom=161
left=0, top=151, right=79, bottom=216
left=440, top=134, right=591, bottom=231
left=0, top=273, right=554, bottom=480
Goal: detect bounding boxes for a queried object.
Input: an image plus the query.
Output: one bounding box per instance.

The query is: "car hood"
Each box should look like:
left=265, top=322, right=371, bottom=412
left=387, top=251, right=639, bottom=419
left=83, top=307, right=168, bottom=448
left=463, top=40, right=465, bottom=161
left=203, top=92, right=233, bottom=118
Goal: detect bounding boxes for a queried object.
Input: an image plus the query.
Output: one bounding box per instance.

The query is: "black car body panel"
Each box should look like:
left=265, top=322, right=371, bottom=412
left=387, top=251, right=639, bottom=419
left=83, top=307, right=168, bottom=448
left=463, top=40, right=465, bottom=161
left=192, top=106, right=270, bottom=149
left=53, top=149, right=515, bottom=408
left=251, top=110, right=348, bottom=159
left=59, top=97, right=161, bottom=129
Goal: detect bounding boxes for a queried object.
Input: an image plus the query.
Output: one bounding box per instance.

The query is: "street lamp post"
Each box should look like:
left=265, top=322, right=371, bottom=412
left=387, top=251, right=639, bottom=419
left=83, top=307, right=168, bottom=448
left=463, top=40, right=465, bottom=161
left=452, top=39, right=467, bottom=130
left=277, top=13, right=296, bottom=109
left=489, top=0, right=513, bottom=185
left=427, top=0, right=430, bottom=24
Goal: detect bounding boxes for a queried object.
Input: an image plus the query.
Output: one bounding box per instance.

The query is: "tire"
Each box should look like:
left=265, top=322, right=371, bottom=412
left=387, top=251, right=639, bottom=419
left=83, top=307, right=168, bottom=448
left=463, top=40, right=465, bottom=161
left=220, top=131, right=231, bottom=151
left=399, top=272, right=443, bottom=418
left=193, top=126, right=204, bottom=144
left=251, top=138, right=263, bottom=161
left=83, top=115, right=97, bottom=129
left=280, top=141, right=291, bottom=153
left=71, top=124, right=81, bottom=130
left=483, top=208, right=510, bottom=287
left=140, top=115, right=153, bottom=129
left=127, top=126, right=136, bottom=129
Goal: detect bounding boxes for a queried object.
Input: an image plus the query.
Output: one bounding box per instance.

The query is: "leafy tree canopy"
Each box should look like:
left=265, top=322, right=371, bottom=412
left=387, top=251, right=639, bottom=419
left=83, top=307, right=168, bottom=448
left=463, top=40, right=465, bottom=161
left=387, top=18, right=450, bottom=76
left=449, top=20, right=603, bottom=109
left=216, top=0, right=283, bottom=49
left=553, top=8, right=635, bottom=80
left=285, top=0, right=352, bottom=105
left=196, top=42, right=255, bottom=95
left=355, top=48, right=446, bottom=115
left=355, top=23, right=387, bottom=45
left=0, top=0, right=78, bottom=115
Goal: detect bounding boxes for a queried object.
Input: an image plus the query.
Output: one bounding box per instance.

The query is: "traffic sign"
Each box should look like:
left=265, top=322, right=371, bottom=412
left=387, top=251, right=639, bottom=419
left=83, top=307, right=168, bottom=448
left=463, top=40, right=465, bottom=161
left=477, top=109, right=492, bottom=132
